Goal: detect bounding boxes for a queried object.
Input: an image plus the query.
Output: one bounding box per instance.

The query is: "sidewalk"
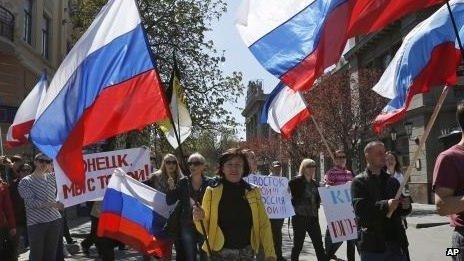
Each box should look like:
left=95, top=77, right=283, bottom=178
left=408, top=203, right=449, bottom=228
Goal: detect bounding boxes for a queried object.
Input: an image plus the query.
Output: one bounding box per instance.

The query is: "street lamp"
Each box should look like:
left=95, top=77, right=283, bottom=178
left=404, top=121, right=413, bottom=138
left=404, top=121, right=420, bottom=145
left=390, top=128, right=397, bottom=142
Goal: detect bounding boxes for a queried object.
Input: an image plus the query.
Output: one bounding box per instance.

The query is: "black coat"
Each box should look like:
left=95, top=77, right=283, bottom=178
left=288, top=175, right=321, bottom=212
left=351, top=169, right=411, bottom=253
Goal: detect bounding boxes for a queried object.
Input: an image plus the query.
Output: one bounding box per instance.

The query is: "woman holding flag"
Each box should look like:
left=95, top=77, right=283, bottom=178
left=144, top=154, right=184, bottom=261
left=192, top=148, right=276, bottom=260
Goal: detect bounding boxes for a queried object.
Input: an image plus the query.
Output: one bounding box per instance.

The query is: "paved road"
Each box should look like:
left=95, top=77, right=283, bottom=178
left=18, top=208, right=454, bottom=260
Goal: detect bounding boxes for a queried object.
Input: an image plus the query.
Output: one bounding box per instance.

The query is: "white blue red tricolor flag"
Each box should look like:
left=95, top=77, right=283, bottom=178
left=236, top=0, right=446, bottom=91
left=372, top=0, right=464, bottom=133
left=30, top=0, right=170, bottom=185
left=98, top=169, right=174, bottom=257
left=6, top=73, right=47, bottom=148
left=261, top=83, right=311, bottom=139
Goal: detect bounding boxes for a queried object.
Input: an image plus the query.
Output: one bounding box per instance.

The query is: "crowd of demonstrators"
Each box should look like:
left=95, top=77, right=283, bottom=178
left=144, top=153, right=184, bottom=261
left=351, top=141, right=411, bottom=261
left=166, top=153, right=214, bottom=261
left=433, top=100, right=464, bottom=261
left=192, top=148, right=276, bottom=261
left=289, top=159, right=327, bottom=261
left=323, top=150, right=356, bottom=261
left=18, top=153, right=64, bottom=261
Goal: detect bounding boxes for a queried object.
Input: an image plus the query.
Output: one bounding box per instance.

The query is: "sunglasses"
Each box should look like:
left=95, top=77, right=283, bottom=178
left=37, top=159, right=52, bottom=164
left=188, top=161, right=203, bottom=166
left=336, top=156, right=346, bottom=159
left=20, top=169, right=31, bottom=172
left=165, top=160, right=177, bottom=165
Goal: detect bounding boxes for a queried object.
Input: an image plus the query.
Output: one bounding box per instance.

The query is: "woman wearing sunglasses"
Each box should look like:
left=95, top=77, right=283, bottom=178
left=166, top=152, right=214, bottom=261
left=192, top=148, right=276, bottom=261
left=143, top=154, right=183, bottom=261
left=18, top=153, right=64, bottom=261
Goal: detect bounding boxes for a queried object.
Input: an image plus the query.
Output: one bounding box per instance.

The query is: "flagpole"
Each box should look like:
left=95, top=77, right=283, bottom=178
left=387, top=0, right=464, bottom=218
left=311, top=116, right=335, bottom=162
left=134, top=1, right=212, bottom=256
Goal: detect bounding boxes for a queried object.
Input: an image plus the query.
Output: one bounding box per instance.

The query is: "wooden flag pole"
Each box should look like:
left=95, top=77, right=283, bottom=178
left=387, top=86, right=450, bottom=218
left=311, top=116, right=335, bottom=162
left=388, top=0, right=463, bottom=218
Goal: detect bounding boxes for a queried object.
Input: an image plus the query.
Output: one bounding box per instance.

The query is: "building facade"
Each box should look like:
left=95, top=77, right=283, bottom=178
left=344, top=6, right=464, bottom=203
left=0, top=0, right=73, bottom=154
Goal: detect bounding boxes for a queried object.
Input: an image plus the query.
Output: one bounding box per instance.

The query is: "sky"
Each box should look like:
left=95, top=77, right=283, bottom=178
left=207, top=0, right=279, bottom=140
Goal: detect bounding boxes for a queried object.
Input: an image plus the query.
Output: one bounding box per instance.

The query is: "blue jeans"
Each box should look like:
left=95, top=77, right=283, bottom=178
left=360, top=241, right=407, bottom=261
left=178, top=223, right=207, bottom=261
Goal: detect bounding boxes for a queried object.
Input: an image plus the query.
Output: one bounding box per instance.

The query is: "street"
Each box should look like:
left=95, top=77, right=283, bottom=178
left=18, top=205, right=454, bottom=261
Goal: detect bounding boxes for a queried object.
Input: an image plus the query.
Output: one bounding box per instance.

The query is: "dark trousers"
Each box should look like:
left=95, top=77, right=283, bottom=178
left=96, top=236, right=115, bottom=261
left=291, top=215, right=327, bottom=261
left=81, top=216, right=98, bottom=250
left=0, top=227, right=17, bottom=261
left=62, top=213, right=73, bottom=243
left=360, top=241, right=406, bottom=261
left=270, top=219, right=285, bottom=261
left=324, top=227, right=356, bottom=261
left=28, top=218, right=63, bottom=261
left=177, top=223, right=206, bottom=261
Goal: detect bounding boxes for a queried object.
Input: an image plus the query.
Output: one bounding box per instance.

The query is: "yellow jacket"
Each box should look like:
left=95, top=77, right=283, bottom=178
left=194, top=182, right=276, bottom=258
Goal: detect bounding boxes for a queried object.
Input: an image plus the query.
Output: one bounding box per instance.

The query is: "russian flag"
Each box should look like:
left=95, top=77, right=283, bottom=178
left=372, top=0, right=464, bottom=133
left=236, top=0, right=445, bottom=92
left=30, top=0, right=170, bottom=185
left=260, top=83, right=311, bottom=139
left=98, top=169, right=174, bottom=257
left=6, top=73, right=47, bottom=148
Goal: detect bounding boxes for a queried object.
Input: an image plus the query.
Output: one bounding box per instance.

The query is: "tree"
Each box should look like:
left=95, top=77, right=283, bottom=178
left=70, top=0, right=244, bottom=137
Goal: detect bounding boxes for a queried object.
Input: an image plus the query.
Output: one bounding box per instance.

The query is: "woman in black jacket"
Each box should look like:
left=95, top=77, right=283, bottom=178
left=288, top=159, right=328, bottom=261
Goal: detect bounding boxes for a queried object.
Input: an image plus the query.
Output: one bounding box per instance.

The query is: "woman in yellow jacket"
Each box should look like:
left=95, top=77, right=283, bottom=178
left=192, top=148, right=276, bottom=261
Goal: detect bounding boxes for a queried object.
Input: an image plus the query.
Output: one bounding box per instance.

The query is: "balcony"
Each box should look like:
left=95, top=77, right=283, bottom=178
left=0, top=5, right=14, bottom=41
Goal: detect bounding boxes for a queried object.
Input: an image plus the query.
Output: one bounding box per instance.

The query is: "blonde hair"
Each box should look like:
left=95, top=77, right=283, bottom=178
left=159, top=154, right=182, bottom=179
left=298, top=158, right=317, bottom=176
left=188, top=152, right=206, bottom=164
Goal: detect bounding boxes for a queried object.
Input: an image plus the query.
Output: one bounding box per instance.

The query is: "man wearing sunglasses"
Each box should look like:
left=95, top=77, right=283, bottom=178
left=323, top=150, right=356, bottom=261
left=18, top=153, right=64, bottom=261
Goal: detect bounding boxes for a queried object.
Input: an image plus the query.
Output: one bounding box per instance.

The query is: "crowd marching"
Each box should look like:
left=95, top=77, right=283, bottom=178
left=0, top=100, right=463, bottom=260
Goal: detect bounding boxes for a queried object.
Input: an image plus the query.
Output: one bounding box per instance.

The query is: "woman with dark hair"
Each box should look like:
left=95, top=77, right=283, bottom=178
left=166, top=152, right=214, bottom=261
left=192, top=148, right=276, bottom=261
left=385, top=151, right=412, bottom=261
left=144, top=154, right=184, bottom=261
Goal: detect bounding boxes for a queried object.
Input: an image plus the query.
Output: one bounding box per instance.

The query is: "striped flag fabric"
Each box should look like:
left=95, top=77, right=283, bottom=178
left=236, top=0, right=446, bottom=92
left=158, top=58, right=192, bottom=149
left=372, top=0, right=464, bottom=133
left=98, top=169, right=174, bottom=257
left=30, top=0, right=170, bottom=185
left=6, top=73, right=47, bottom=148
left=260, top=82, right=311, bottom=139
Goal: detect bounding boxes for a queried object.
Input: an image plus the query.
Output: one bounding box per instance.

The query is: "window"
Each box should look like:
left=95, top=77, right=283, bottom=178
left=23, top=0, right=32, bottom=44
left=41, top=15, right=50, bottom=59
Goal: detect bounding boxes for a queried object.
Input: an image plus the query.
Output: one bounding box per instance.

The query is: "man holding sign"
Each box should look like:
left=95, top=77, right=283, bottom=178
left=351, top=141, right=411, bottom=261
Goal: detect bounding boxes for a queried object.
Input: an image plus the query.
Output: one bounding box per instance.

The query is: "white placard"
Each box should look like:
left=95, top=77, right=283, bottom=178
left=55, top=147, right=151, bottom=207
left=319, top=183, right=358, bottom=243
left=244, top=174, right=295, bottom=219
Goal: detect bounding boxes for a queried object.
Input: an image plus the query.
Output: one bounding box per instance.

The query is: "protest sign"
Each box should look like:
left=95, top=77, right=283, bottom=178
left=55, top=147, right=151, bottom=207
left=319, top=183, right=358, bottom=243
left=244, top=174, right=295, bottom=219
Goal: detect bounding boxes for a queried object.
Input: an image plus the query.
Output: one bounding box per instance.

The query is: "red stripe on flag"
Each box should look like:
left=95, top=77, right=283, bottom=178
left=6, top=120, right=35, bottom=148
left=281, top=109, right=312, bottom=139
left=57, top=69, right=170, bottom=185
left=98, top=212, right=172, bottom=257
left=373, top=43, right=461, bottom=133
left=348, top=0, right=446, bottom=35
left=280, top=1, right=351, bottom=91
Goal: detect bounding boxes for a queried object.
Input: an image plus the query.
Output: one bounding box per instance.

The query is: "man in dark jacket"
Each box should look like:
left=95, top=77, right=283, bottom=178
left=351, top=141, right=411, bottom=261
